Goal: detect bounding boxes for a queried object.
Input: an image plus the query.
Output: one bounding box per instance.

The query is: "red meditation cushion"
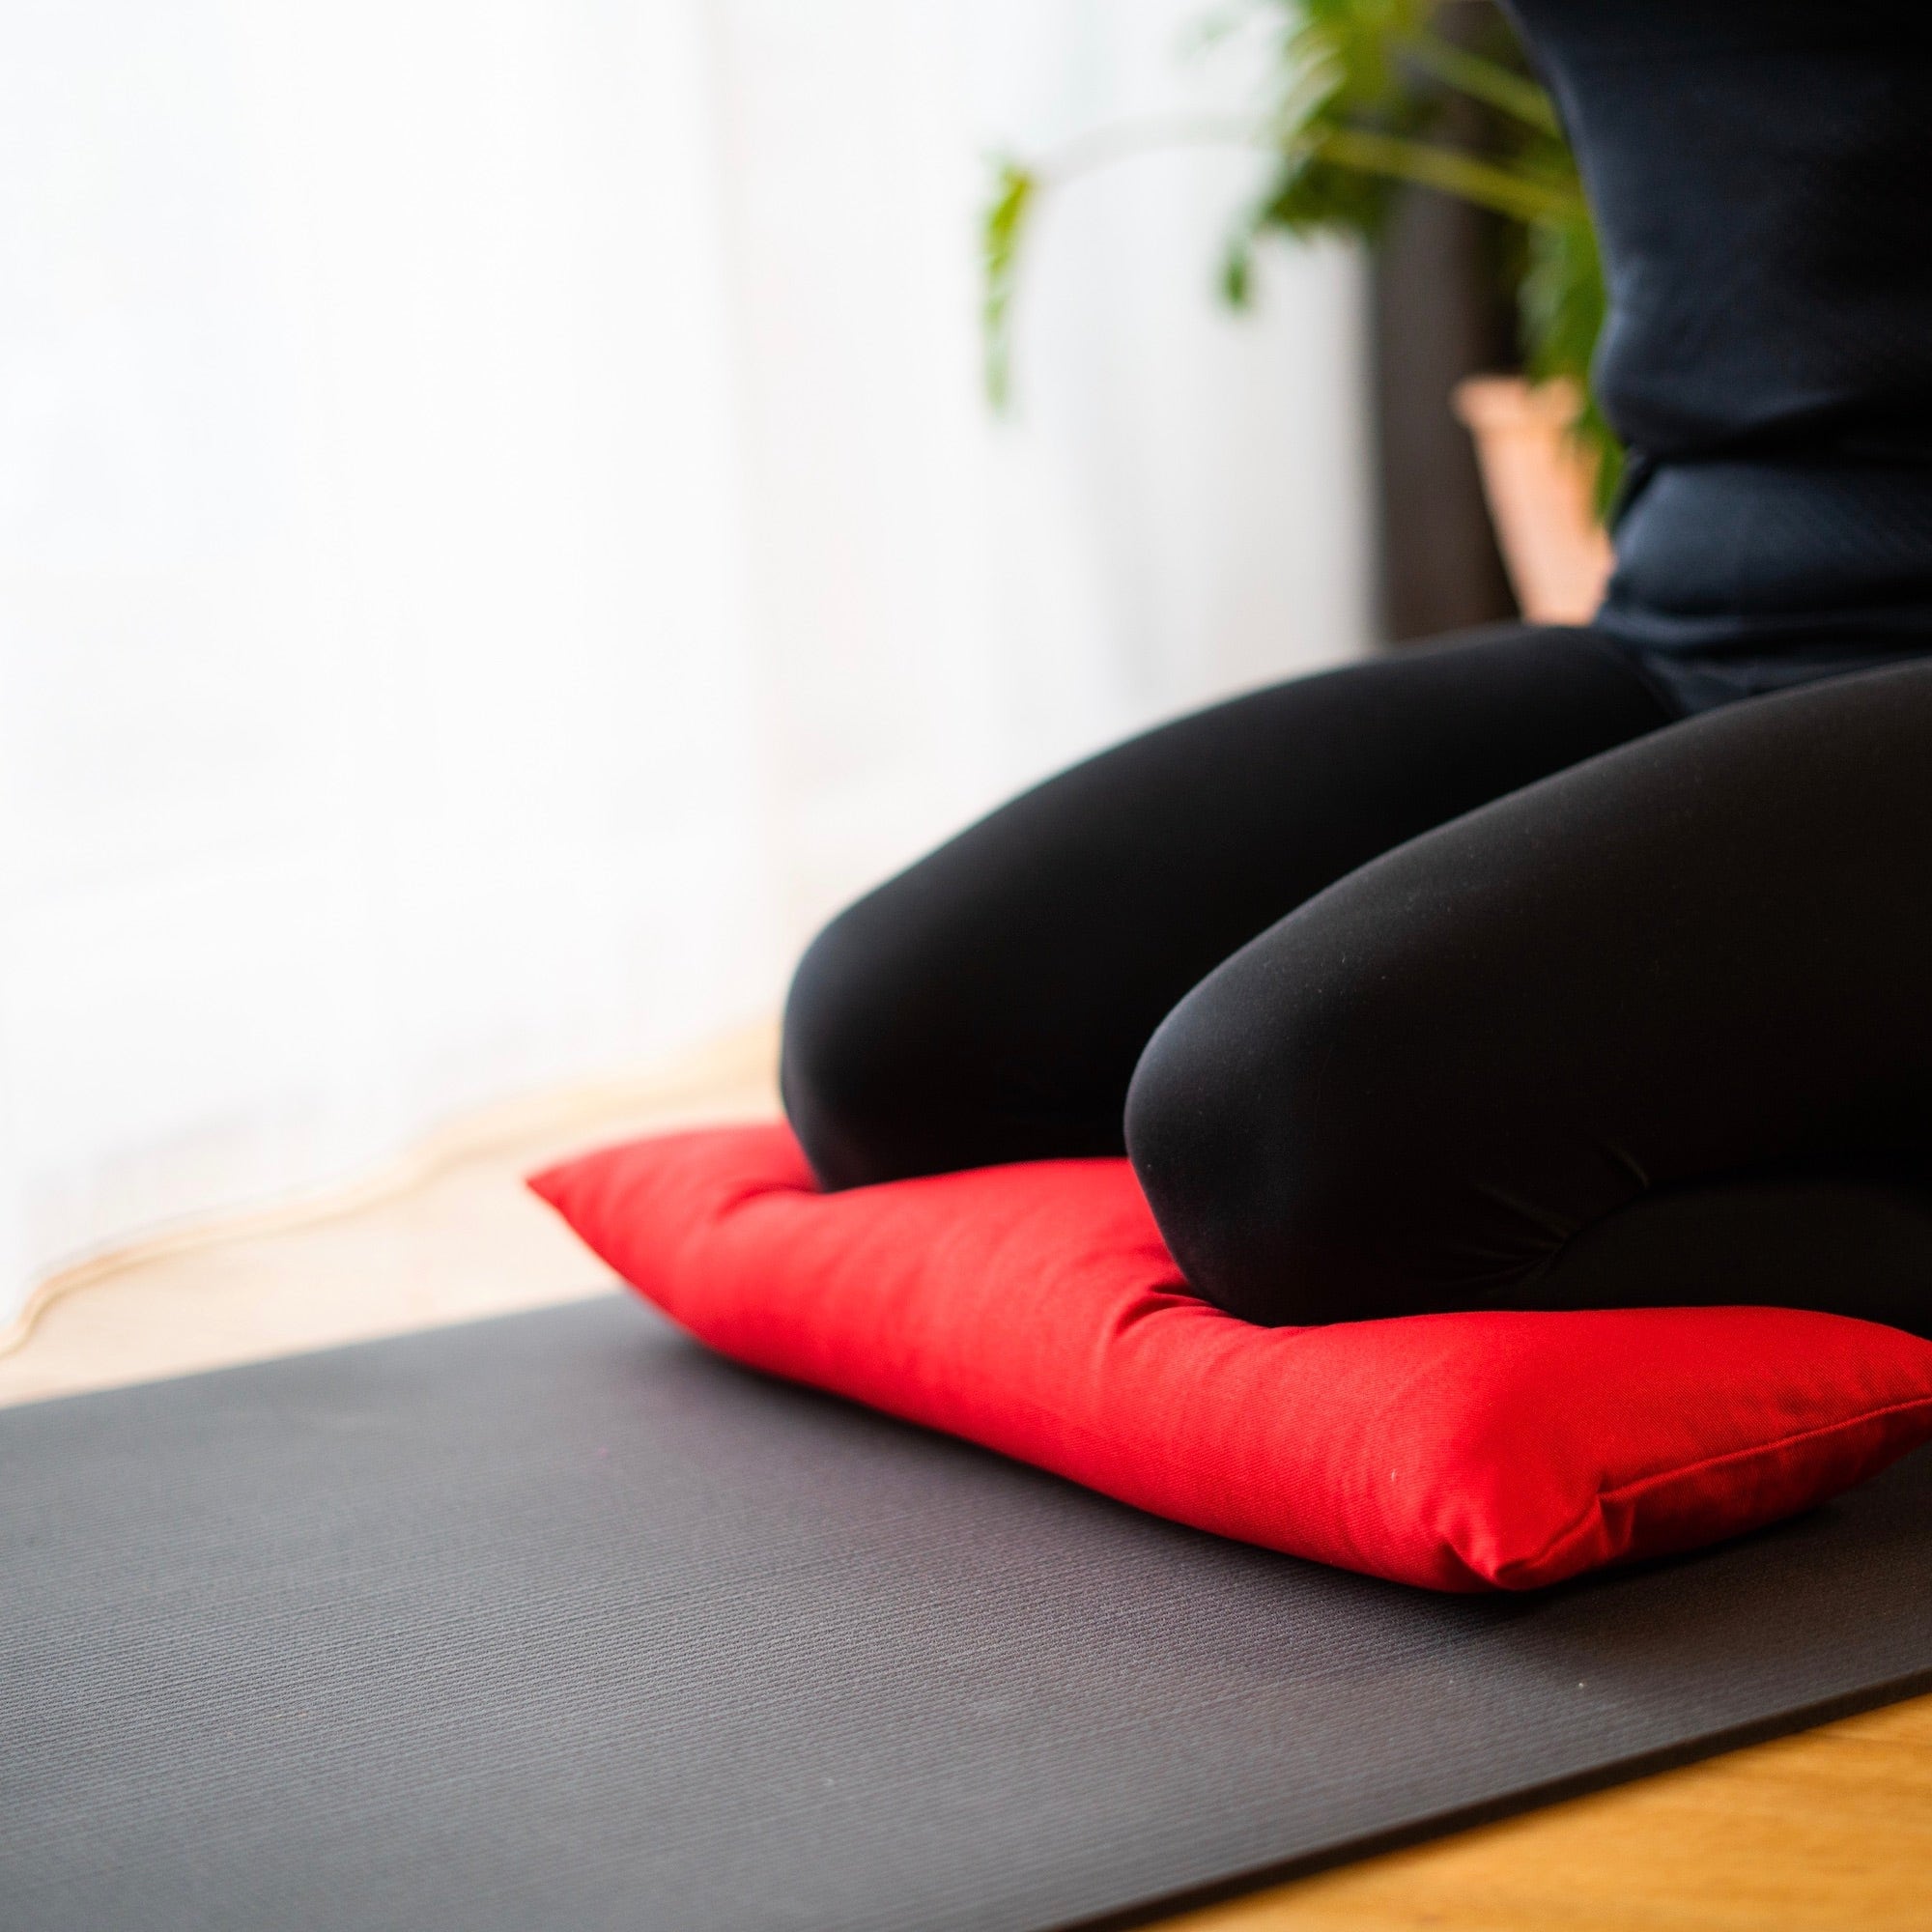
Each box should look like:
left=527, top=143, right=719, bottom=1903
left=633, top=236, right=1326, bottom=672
left=529, top=1123, right=1932, bottom=1592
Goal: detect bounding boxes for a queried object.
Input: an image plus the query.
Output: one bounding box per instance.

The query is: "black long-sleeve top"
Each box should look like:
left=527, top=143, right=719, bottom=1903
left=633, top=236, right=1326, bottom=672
left=1503, top=0, right=1932, bottom=710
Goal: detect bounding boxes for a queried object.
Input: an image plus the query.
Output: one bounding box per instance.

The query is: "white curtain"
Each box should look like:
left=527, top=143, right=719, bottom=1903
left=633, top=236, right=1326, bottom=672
left=0, top=0, right=1371, bottom=1318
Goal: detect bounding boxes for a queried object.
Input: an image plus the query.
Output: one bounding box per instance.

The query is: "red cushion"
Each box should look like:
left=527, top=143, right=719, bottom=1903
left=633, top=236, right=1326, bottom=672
left=529, top=1123, right=1932, bottom=1592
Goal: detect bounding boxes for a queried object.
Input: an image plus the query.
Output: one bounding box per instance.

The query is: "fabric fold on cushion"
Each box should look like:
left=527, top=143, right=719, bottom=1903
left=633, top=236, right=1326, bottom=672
left=530, top=1124, right=1932, bottom=1592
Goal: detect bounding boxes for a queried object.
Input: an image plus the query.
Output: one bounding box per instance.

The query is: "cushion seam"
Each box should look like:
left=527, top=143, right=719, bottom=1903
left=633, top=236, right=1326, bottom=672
left=1512, top=1390, right=1932, bottom=1577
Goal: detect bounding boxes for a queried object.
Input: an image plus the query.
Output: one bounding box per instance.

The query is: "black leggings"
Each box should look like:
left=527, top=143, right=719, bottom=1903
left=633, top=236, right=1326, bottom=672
left=781, top=628, right=1932, bottom=1335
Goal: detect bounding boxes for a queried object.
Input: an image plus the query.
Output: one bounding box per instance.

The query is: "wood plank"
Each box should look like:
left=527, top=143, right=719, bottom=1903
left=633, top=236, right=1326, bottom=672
left=1170, top=1691, right=1932, bottom=1930
left=0, top=1024, right=781, bottom=1407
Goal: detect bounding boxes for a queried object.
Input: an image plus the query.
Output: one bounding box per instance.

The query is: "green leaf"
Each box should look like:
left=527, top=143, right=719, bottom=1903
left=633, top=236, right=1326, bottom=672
left=980, top=157, right=1036, bottom=412
left=1221, top=230, right=1257, bottom=307
left=1520, top=210, right=1622, bottom=513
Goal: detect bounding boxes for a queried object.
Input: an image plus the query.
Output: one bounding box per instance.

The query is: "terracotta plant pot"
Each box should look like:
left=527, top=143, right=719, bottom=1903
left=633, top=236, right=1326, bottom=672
left=1453, top=376, right=1613, bottom=625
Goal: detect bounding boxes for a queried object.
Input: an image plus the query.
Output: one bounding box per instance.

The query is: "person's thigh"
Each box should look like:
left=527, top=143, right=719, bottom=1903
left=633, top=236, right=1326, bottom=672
left=782, top=625, right=1670, bottom=1188
left=1126, top=658, right=1932, bottom=1332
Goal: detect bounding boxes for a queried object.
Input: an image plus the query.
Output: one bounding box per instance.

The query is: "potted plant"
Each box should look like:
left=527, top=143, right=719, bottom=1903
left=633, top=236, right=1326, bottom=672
left=983, top=0, right=1615, bottom=622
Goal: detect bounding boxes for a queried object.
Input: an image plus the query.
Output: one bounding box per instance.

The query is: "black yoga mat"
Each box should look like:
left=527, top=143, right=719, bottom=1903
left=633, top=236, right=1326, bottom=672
left=6, top=1297, right=1932, bottom=1932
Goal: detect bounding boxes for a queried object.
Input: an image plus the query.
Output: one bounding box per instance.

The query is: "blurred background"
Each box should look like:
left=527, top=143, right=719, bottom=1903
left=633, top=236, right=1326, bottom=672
left=2, top=0, right=1575, bottom=1321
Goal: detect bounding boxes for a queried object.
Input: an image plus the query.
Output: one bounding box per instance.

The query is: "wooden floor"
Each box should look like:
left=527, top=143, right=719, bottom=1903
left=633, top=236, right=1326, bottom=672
left=0, top=1027, right=781, bottom=1406
left=7, top=1022, right=1929, bottom=1929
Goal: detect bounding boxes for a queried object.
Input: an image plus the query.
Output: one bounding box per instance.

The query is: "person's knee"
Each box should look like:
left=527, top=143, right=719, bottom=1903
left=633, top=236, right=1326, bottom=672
left=781, top=893, right=931, bottom=1191
left=1124, top=938, right=1419, bottom=1326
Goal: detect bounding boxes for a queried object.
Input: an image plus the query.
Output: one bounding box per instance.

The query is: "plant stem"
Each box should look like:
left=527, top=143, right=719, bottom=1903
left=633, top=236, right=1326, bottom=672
left=1034, top=112, right=1262, bottom=186
left=1037, top=109, right=1580, bottom=229
left=1316, top=127, right=1583, bottom=224
left=1404, top=33, right=1562, bottom=135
